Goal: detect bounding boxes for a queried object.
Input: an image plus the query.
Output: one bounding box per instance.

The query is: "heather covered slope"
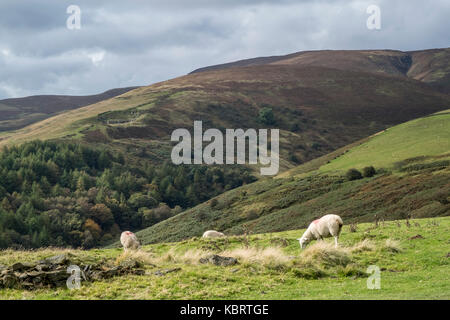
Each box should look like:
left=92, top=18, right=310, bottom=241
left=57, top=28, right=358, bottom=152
left=134, top=111, right=450, bottom=245
left=192, top=48, right=450, bottom=93
left=1, top=50, right=449, bottom=172
left=408, top=49, right=450, bottom=93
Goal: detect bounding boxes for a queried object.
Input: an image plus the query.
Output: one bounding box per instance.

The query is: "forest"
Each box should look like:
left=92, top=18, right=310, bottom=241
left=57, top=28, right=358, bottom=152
left=0, top=140, right=256, bottom=249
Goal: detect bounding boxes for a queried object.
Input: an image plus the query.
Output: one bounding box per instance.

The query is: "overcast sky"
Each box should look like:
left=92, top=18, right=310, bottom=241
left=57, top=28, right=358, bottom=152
left=0, top=0, right=449, bottom=99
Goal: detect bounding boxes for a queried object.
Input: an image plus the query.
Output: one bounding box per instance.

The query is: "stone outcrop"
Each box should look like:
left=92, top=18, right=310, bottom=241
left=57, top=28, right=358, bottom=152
left=0, top=253, right=145, bottom=290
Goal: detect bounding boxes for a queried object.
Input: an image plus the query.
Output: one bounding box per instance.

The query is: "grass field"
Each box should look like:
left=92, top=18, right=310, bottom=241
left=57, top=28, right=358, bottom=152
left=0, top=217, right=448, bottom=299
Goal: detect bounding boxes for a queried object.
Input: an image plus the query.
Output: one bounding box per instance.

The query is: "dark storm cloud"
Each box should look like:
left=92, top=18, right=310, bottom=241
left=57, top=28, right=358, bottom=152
left=0, top=0, right=449, bottom=98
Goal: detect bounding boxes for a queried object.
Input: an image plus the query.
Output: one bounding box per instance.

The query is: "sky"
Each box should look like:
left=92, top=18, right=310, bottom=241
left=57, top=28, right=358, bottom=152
left=0, top=0, right=449, bottom=99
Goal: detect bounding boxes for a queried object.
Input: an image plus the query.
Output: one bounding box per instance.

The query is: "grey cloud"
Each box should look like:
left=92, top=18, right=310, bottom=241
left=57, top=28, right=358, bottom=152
left=0, top=0, right=449, bottom=99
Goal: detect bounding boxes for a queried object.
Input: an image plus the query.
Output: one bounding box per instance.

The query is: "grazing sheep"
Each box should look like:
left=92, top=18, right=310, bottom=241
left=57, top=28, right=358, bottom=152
left=297, top=214, right=343, bottom=248
left=120, top=231, right=141, bottom=250
left=202, top=230, right=225, bottom=238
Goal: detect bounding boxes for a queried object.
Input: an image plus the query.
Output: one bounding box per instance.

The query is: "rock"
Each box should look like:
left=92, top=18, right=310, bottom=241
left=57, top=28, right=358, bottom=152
left=45, top=270, right=68, bottom=281
left=18, top=273, right=29, bottom=281
left=35, top=264, right=51, bottom=272
left=0, top=253, right=145, bottom=290
left=134, top=269, right=145, bottom=276
left=26, top=271, right=43, bottom=277
left=11, top=262, right=26, bottom=272
left=39, top=253, right=72, bottom=265
left=119, top=258, right=143, bottom=269
left=9, top=262, right=36, bottom=273
left=21, top=282, right=35, bottom=289
left=1, top=269, right=12, bottom=276
left=32, top=276, right=43, bottom=286
left=154, top=268, right=181, bottom=276
left=2, top=274, right=19, bottom=288
left=199, top=254, right=238, bottom=267
left=102, top=267, right=120, bottom=278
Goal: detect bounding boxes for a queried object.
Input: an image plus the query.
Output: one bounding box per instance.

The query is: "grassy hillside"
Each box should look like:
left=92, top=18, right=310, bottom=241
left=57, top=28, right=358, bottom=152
left=1, top=49, right=449, bottom=173
left=1, top=217, right=449, bottom=299
left=0, top=87, right=138, bottom=132
left=134, top=112, right=450, bottom=244
left=319, top=111, right=450, bottom=172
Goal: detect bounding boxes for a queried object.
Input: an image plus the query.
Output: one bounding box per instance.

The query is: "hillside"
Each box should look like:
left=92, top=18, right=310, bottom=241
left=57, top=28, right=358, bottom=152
left=1, top=49, right=449, bottom=173
left=134, top=111, right=450, bottom=245
left=192, top=48, right=450, bottom=93
left=318, top=111, right=450, bottom=173
left=1, top=217, right=449, bottom=299
left=0, top=87, right=139, bottom=132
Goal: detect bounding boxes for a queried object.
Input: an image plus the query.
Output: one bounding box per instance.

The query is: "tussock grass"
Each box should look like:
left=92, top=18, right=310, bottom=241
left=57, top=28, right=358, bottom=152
left=114, top=248, right=214, bottom=266
left=349, top=239, right=377, bottom=253
left=115, top=250, right=157, bottom=266
left=223, top=247, right=291, bottom=270
left=171, top=249, right=213, bottom=265
left=382, top=239, right=402, bottom=253
left=300, top=242, right=351, bottom=267
left=140, top=238, right=387, bottom=279
left=138, top=248, right=214, bottom=265
left=290, top=240, right=381, bottom=279
left=115, top=238, right=394, bottom=279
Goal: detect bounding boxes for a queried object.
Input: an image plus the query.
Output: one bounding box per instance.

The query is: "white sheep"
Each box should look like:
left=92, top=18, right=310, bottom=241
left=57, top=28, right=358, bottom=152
left=297, top=214, right=343, bottom=248
left=202, top=230, right=225, bottom=238
left=120, top=231, right=141, bottom=250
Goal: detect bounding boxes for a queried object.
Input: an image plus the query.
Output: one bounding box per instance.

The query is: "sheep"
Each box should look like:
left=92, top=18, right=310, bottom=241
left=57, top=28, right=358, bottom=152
left=202, top=230, right=225, bottom=238
left=297, top=214, right=343, bottom=248
left=120, top=231, right=141, bottom=250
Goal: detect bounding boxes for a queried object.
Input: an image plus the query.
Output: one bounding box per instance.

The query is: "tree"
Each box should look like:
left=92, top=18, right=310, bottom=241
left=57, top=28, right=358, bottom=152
left=0, top=140, right=254, bottom=249
left=98, top=150, right=111, bottom=169
left=186, top=185, right=198, bottom=206
left=258, top=107, right=275, bottom=125
left=346, top=168, right=363, bottom=181
left=82, top=230, right=95, bottom=248
left=165, top=184, right=182, bottom=206
left=84, top=218, right=102, bottom=241
left=362, top=166, right=376, bottom=177
left=0, top=185, right=6, bottom=199
left=1, top=198, right=12, bottom=212
left=89, top=204, right=114, bottom=227
left=38, top=227, right=50, bottom=246
left=128, top=193, right=157, bottom=210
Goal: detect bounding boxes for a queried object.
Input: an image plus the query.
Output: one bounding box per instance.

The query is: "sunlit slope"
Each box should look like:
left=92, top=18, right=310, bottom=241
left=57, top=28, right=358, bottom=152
left=319, top=111, right=450, bottom=173
left=0, top=87, right=138, bottom=132
left=0, top=86, right=150, bottom=148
